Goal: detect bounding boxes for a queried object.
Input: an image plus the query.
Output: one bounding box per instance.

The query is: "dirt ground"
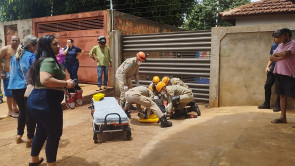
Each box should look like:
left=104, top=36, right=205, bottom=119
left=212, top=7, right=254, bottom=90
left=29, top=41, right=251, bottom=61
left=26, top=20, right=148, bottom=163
left=0, top=85, right=295, bottom=166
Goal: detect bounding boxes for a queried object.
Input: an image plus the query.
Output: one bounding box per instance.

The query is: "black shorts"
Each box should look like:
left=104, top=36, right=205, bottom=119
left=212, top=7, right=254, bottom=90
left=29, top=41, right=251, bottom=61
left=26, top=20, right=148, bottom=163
left=275, top=74, right=295, bottom=97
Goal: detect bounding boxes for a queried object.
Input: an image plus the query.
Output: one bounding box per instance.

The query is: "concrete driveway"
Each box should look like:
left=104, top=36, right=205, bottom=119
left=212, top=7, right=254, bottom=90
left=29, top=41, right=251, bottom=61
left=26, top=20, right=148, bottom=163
left=0, top=84, right=294, bottom=166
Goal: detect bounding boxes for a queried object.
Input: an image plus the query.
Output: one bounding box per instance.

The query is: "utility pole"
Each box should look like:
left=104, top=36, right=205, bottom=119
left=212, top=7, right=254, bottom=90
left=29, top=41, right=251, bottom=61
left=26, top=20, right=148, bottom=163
left=110, top=0, right=114, bottom=31
left=51, top=0, right=53, bottom=16
left=215, top=0, right=219, bottom=27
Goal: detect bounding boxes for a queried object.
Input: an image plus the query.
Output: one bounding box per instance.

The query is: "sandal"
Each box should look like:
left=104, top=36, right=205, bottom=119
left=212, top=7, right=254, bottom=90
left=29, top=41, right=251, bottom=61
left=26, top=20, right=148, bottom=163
left=26, top=139, right=33, bottom=148
left=271, top=118, right=287, bottom=123
left=28, top=158, right=44, bottom=166
left=16, top=135, right=22, bottom=144
left=8, top=113, right=19, bottom=118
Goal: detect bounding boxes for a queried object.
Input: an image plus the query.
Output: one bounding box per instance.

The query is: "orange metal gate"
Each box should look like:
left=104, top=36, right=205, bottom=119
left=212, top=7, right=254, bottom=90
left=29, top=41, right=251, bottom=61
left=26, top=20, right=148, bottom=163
left=32, top=10, right=108, bottom=84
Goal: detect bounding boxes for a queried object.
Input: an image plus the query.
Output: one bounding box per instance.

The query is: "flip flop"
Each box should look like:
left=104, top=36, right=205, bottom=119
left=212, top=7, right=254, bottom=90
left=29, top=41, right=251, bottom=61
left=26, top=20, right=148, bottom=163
left=271, top=118, right=287, bottom=123
left=8, top=113, right=19, bottom=118
left=28, top=158, right=44, bottom=166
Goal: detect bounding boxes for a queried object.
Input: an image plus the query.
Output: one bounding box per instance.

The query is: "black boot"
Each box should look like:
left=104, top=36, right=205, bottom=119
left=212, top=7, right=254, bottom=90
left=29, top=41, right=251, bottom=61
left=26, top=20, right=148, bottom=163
left=187, top=102, right=201, bottom=116
left=159, top=115, right=172, bottom=128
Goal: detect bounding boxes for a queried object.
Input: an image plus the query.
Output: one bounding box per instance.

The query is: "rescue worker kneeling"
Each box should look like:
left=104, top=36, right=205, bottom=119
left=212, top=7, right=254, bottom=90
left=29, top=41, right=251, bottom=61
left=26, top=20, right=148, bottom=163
left=162, top=76, right=189, bottom=89
left=156, top=81, right=201, bottom=119
left=124, top=86, right=172, bottom=128
left=148, top=76, right=160, bottom=95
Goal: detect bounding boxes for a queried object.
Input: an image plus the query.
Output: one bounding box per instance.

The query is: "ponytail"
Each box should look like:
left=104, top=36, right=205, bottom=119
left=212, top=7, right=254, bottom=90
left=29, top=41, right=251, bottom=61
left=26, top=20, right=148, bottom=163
left=16, top=35, right=38, bottom=61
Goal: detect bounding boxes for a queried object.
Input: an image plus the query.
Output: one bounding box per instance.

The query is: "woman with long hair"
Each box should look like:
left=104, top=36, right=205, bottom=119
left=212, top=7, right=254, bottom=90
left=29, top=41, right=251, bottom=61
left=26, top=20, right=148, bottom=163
left=8, top=35, right=38, bottom=147
left=26, top=35, right=75, bottom=166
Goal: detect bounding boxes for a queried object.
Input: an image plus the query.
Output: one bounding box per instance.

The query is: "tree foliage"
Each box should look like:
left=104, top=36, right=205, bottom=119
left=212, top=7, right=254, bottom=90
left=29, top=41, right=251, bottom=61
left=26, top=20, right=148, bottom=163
left=184, top=0, right=251, bottom=30
left=0, top=0, right=251, bottom=29
left=0, top=0, right=194, bottom=27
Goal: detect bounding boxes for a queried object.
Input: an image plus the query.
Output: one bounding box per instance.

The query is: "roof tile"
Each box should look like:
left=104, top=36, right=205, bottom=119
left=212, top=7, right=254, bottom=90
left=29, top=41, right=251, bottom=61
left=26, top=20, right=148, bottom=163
left=220, top=0, right=295, bottom=19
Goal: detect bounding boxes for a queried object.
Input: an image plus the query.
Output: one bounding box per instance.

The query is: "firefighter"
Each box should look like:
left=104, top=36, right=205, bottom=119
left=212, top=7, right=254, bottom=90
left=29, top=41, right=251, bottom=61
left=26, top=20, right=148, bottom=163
left=148, top=76, right=160, bottom=95
left=162, top=76, right=189, bottom=89
left=115, top=51, right=146, bottom=107
left=156, top=81, right=201, bottom=119
left=148, top=76, right=166, bottom=113
left=124, top=86, right=172, bottom=128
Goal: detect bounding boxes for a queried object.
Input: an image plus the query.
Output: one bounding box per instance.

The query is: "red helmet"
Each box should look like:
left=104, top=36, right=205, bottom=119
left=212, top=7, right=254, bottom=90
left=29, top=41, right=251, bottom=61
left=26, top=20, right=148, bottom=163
left=136, top=51, right=146, bottom=62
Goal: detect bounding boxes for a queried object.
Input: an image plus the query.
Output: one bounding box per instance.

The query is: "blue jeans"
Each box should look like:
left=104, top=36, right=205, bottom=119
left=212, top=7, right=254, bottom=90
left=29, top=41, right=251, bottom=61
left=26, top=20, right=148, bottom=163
left=66, top=61, right=79, bottom=85
left=27, top=89, right=64, bottom=163
left=3, top=71, right=12, bottom=97
left=97, top=66, right=108, bottom=87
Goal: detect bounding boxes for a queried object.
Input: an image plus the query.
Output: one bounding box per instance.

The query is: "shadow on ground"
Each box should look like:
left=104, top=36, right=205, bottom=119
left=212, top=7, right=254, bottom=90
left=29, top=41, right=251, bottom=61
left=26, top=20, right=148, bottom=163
left=58, top=156, right=100, bottom=166
left=134, top=110, right=295, bottom=166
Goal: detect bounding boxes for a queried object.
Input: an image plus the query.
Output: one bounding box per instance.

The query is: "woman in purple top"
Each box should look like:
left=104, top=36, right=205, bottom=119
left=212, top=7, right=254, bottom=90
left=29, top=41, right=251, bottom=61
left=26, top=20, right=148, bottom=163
left=56, top=48, right=65, bottom=70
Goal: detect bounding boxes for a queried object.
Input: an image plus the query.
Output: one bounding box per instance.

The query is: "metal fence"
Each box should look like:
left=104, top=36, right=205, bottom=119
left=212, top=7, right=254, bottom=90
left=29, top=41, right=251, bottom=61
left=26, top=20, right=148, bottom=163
left=122, top=30, right=211, bottom=103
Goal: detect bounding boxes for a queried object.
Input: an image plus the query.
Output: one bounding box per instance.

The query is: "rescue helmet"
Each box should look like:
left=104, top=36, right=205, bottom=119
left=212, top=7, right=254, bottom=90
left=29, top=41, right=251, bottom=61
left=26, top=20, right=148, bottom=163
left=156, top=81, right=166, bottom=93
left=136, top=51, right=146, bottom=62
left=153, top=76, right=160, bottom=84
left=148, top=86, right=153, bottom=92
left=162, top=76, right=170, bottom=85
left=98, top=35, right=106, bottom=44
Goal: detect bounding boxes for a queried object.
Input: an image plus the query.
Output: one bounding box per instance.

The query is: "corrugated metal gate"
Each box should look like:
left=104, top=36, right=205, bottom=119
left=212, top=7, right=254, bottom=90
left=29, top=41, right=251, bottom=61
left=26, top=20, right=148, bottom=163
left=122, top=31, right=211, bottom=103
left=32, top=10, right=108, bottom=84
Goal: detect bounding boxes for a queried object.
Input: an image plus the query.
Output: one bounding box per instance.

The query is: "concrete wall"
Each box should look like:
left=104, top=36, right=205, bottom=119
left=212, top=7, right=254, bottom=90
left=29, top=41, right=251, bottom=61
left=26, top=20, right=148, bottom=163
left=114, top=11, right=183, bottom=35
left=210, top=23, right=295, bottom=107
left=0, top=19, right=32, bottom=44
left=236, top=14, right=295, bottom=26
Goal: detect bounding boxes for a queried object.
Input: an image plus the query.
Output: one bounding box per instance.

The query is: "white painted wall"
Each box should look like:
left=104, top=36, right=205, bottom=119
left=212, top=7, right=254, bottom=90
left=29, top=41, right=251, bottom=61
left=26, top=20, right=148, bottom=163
left=0, top=19, right=32, bottom=45
left=236, top=14, right=295, bottom=26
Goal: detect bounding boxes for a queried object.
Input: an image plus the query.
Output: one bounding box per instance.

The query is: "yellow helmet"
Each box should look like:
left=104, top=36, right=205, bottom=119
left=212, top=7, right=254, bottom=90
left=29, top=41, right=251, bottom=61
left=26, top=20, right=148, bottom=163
left=148, top=86, right=153, bottom=92
left=162, top=76, right=170, bottom=85
left=156, top=81, right=166, bottom=92
left=153, top=76, right=160, bottom=84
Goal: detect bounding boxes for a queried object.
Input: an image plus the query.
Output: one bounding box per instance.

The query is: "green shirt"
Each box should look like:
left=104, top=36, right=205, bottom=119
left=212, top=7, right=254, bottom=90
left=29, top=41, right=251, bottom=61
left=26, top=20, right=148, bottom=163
left=89, top=45, right=112, bottom=66
left=36, top=57, right=66, bottom=89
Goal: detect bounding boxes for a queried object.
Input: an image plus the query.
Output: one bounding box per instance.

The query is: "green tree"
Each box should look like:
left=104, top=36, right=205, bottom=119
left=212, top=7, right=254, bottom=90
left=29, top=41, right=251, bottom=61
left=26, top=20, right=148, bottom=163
left=184, top=0, right=250, bottom=30
left=0, top=0, right=51, bottom=22
left=0, top=0, right=195, bottom=27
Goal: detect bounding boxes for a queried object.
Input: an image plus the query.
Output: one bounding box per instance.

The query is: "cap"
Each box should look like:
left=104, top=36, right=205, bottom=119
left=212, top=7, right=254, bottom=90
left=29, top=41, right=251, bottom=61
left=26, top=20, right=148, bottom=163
left=98, top=35, right=106, bottom=43
left=272, top=30, right=281, bottom=38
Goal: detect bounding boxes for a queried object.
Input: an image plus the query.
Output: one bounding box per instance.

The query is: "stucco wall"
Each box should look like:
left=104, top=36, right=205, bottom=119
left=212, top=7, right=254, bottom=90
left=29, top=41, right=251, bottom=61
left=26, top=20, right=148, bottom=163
left=236, top=14, right=295, bottom=26
left=0, top=19, right=32, bottom=44
left=210, top=23, right=295, bottom=107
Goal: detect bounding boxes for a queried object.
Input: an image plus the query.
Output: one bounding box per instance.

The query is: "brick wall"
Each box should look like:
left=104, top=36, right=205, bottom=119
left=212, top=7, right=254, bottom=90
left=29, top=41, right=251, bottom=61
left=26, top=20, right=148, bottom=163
left=114, top=11, right=183, bottom=35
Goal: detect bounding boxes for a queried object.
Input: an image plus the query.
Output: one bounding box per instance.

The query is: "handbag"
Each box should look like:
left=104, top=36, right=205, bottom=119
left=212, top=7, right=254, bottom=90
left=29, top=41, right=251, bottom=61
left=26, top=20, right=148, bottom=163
left=24, top=84, right=34, bottom=98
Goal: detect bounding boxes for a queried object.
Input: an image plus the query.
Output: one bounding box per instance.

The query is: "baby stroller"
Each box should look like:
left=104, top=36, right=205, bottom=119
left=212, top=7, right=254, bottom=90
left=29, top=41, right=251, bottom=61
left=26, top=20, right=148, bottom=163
left=89, top=97, right=131, bottom=143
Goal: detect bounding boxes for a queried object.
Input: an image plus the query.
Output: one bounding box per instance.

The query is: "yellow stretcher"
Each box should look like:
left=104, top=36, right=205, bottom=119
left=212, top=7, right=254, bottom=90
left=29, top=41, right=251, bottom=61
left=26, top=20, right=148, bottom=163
left=138, top=113, right=159, bottom=123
